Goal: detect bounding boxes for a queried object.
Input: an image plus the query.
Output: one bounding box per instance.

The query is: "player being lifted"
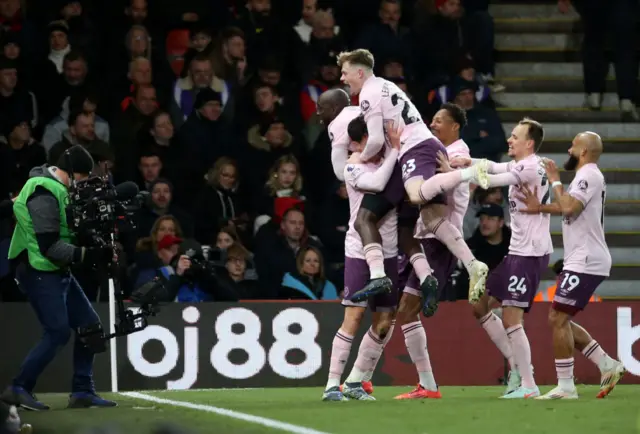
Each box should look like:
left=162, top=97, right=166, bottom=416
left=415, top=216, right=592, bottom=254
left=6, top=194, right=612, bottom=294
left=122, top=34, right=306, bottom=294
left=337, top=49, right=489, bottom=313
left=393, top=103, right=472, bottom=400
left=316, top=89, right=395, bottom=400
left=464, top=118, right=552, bottom=399
left=321, top=115, right=401, bottom=402
left=517, top=132, right=625, bottom=399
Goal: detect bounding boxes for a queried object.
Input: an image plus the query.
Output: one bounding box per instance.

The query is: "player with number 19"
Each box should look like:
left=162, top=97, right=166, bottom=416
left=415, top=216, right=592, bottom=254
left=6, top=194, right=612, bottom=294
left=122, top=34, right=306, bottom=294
left=517, top=132, right=624, bottom=400
left=469, top=118, right=552, bottom=399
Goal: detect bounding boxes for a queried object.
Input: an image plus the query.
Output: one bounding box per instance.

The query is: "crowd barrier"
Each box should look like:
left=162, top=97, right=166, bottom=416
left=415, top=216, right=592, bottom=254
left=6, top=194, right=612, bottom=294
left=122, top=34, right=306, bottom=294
left=1, top=301, right=639, bottom=393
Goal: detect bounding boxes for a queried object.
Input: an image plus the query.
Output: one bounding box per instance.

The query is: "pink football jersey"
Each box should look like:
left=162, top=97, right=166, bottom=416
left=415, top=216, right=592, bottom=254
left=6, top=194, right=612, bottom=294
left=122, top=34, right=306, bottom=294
left=562, top=163, right=611, bottom=276
left=359, top=76, right=434, bottom=159
left=506, top=154, right=553, bottom=257
left=328, top=106, right=361, bottom=179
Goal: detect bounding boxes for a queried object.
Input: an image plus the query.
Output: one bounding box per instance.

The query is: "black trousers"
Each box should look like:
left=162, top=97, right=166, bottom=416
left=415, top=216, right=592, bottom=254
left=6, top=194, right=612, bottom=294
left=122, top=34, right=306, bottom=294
left=574, top=0, right=639, bottom=99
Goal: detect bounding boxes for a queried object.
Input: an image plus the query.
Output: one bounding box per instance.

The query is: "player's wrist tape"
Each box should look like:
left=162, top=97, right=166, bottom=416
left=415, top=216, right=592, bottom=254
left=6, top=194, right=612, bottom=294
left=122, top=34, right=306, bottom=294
left=551, top=181, right=562, bottom=188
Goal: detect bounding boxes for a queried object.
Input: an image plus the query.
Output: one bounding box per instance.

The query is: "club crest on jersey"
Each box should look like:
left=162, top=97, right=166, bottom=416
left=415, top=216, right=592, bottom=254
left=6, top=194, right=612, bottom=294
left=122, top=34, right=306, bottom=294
left=578, top=179, right=588, bottom=191
left=516, top=165, right=524, bottom=172
left=360, top=100, right=370, bottom=111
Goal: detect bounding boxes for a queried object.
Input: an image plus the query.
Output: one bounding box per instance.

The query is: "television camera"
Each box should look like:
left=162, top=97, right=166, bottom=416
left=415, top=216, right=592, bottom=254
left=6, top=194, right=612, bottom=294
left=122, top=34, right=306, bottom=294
left=66, top=175, right=164, bottom=345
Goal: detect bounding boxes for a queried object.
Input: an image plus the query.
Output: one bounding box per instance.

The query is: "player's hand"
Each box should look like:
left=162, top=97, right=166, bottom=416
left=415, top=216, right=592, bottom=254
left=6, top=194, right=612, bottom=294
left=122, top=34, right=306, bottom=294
left=176, top=255, right=192, bottom=276
left=386, top=122, right=403, bottom=150
left=450, top=156, right=472, bottom=168
left=347, top=152, right=362, bottom=164
left=436, top=151, right=452, bottom=173
left=515, top=185, right=541, bottom=214
left=558, top=0, right=571, bottom=14
left=542, top=158, right=561, bottom=183
left=479, top=130, right=489, bottom=138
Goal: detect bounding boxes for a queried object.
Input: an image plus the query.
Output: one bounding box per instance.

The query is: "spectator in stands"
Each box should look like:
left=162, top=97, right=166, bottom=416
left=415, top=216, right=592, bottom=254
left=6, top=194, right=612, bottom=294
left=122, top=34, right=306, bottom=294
left=48, top=109, right=106, bottom=164
left=137, top=178, right=193, bottom=238
left=453, top=77, right=506, bottom=162
left=38, top=50, right=91, bottom=125
left=463, top=186, right=510, bottom=237
left=43, top=21, right=72, bottom=76
left=111, top=84, right=157, bottom=182
left=455, top=203, right=510, bottom=300
left=213, top=242, right=259, bottom=299
left=212, top=27, right=248, bottom=87
left=281, top=246, right=338, bottom=300
left=412, top=0, right=497, bottom=90
left=0, top=57, right=37, bottom=133
left=189, top=26, right=213, bottom=53
left=136, top=214, right=184, bottom=258
left=560, top=0, right=639, bottom=120
left=170, top=54, right=230, bottom=127
left=56, top=1, right=97, bottom=60
left=254, top=155, right=306, bottom=233
left=428, top=56, right=492, bottom=109
left=137, top=150, right=162, bottom=191
left=194, top=157, right=248, bottom=245
left=42, top=91, right=109, bottom=153
left=254, top=207, right=322, bottom=298
left=0, top=117, right=46, bottom=199
left=355, top=0, right=411, bottom=73
left=1, top=32, right=26, bottom=86
left=173, top=88, right=236, bottom=210
left=215, top=225, right=238, bottom=250
left=245, top=113, right=301, bottom=189
left=0, top=0, right=36, bottom=61
left=301, top=10, right=345, bottom=80
left=294, top=0, right=338, bottom=44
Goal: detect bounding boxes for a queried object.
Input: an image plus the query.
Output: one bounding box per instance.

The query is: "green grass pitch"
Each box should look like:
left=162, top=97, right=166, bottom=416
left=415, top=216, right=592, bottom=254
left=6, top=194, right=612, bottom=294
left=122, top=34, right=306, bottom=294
left=19, top=386, right=639, bottom=434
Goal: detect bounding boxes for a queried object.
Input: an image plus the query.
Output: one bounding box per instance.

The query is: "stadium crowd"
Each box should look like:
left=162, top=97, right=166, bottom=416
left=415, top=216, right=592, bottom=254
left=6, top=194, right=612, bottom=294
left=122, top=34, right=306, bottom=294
left=0, top=0, right=511, bottom=304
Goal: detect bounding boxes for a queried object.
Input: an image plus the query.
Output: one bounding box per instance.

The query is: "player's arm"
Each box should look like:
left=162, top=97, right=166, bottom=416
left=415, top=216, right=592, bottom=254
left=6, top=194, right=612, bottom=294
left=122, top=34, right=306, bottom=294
left=329, top=124, right=350, bottom=181
left=470, top=159, right=511, bottom=174
left=347, top=149, right=399, bottom=193
left=544, top=159, right=589, bottom=218
left=516, top=184, right=563, bottom=215
left=330, top=146, right=348, bottom=181
left=485, top=172, right=519, bottom=187
left=360, top=114, right=385, bottom=162
left=26, top=187, right=83, bottom=264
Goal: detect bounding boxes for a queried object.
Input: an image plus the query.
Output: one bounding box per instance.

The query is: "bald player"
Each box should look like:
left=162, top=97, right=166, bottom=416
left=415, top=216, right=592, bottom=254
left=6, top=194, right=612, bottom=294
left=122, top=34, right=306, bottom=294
left=317, top=88, right=359, bottom=179
left=518, top=132, right=625, bottom=399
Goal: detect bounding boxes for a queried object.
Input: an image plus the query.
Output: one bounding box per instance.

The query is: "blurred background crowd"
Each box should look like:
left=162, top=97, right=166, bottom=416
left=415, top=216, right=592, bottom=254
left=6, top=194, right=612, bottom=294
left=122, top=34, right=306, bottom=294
left=0, top=0, right=636, bottom=304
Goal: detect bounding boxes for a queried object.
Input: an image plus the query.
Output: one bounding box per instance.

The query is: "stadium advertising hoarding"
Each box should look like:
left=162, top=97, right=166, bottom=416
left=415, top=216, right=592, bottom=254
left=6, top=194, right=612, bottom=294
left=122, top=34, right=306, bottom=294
left=1, top=301, right=639, bottom=393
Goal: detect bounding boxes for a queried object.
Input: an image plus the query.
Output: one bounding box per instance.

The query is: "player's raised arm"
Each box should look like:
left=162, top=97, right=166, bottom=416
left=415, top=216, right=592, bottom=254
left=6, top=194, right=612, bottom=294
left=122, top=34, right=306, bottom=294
left=330, top=130, right=350, bottom=181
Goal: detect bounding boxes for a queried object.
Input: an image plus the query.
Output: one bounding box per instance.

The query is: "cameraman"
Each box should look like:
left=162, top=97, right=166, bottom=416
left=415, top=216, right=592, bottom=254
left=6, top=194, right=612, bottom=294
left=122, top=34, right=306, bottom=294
left=0, top=146, right=116, bottom=411
left=133, top=235, right=238, bottom=302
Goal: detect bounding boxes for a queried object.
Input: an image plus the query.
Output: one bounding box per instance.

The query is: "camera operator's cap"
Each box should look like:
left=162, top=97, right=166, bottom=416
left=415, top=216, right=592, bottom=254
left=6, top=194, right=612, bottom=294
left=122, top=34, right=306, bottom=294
left=476, top=203, right=504, bottom=219
left=57, top=145, right=95, bottom=175
left=158, top=234, right=183, bottom=251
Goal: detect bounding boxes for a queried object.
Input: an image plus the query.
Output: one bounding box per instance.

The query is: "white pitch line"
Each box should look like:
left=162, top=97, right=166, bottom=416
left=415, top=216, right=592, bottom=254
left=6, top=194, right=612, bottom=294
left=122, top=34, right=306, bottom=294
left=121, top=391, right=332, bottom=434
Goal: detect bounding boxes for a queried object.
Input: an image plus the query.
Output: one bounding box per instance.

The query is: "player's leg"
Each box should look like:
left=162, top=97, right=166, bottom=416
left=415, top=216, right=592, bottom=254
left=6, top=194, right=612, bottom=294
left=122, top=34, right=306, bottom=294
left=352, top=165, right=403, bottom=300
left=495, top=255, right=548, bottom=399
left=342, top=311, right=394, bottom=401
left=405, top=160, right=490, bottom=205
left=362, top=318, right=396, bottom=393
left=572, top=322, right=625, bottom=398
left=420, top=204, right=488, bottom=303
left=393, top=277, right=441, bottom=399
left=538, top=271, right=623, bottom=398
left=397, top=208, right=439, bottom=316
left=323, top=258, right=369, bottom=401
left=343, top=257, right=399, bottom=400
left=324, top=306, right=365, bottom=401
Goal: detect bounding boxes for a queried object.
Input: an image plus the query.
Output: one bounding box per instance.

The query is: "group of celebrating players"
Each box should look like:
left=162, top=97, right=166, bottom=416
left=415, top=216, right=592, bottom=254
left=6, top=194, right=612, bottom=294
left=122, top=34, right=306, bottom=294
left=316, top=49, right=626, bottom=402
